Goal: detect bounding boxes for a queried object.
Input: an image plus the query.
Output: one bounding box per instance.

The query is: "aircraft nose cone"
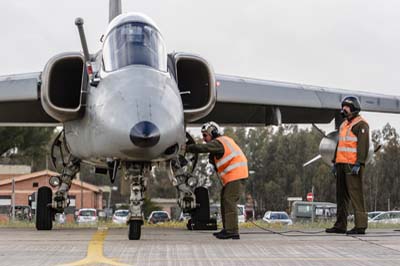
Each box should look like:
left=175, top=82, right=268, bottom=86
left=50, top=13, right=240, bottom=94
left=130, top=121, right=160, bottom=148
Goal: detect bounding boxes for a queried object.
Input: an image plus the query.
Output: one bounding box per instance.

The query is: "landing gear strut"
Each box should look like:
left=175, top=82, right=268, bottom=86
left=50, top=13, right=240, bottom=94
left=123, top=162, right=150, bottom=240
left=35, top=130, right=81, bottom=232
left=52, top=156, right=80, bottom=211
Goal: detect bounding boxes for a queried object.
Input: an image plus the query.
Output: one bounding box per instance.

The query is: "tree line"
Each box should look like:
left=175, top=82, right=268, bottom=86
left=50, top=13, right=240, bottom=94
left=223, top=124, right=400, bottom=216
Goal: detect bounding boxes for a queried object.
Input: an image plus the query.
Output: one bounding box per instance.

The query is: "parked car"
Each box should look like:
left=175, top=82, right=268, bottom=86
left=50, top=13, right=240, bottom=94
left=368, top=211, right=384, bottom=221
left=369, top=211, right=400, bottom=224
left=147, top=211, right=170, bottom=224
left=112, top=209, right=130, bottom=224
left=263, top=211, right=293, bottom=225
left=9, top=205, right=32, bottom=222
left=178, top=212, right=191, bottom=222
left=76, top=208, right=98, bottom=224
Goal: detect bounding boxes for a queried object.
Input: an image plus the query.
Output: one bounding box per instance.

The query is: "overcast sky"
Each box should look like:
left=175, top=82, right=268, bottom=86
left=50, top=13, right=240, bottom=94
left=1, top=0, right=400, bottom=132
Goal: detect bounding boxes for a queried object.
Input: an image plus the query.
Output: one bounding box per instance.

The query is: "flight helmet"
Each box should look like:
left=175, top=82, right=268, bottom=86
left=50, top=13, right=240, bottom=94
left=341, top=96, right=361, bottom=115
left=201, top=121, right=221, bottom=139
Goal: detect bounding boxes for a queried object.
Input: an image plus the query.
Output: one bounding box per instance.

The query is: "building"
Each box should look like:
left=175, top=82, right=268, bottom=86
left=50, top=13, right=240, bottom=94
left=0, top=170, right=103, bottom=222
left=0, top=165, right=31, bottom=182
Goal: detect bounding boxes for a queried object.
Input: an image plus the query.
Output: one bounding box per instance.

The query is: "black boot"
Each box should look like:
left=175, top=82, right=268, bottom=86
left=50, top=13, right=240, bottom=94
left=215, top=231, right=240, bottom=240
left=325, top=227, right=346, bottom=234
left=213, top=229, right=226, bottom=237
left=346, top=228, right=365, bottom=235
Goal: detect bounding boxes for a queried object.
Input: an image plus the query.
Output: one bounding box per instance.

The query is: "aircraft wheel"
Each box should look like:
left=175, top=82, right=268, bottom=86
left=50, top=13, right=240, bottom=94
left=36, top=186, right=53, bottom=230
left=194, top=187, right=210, bottom=221
left=128, top=220, right=142, bottom=240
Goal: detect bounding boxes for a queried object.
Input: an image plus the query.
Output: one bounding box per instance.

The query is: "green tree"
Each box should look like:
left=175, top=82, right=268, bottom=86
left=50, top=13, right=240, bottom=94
left=0, top=127, right=55, bottom=171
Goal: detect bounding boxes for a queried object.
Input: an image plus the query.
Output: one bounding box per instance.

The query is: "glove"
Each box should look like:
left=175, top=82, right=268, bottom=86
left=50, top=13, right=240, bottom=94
left=351, top=163, right=361, bottom=175
left=331, top=164, right=337, bottom=176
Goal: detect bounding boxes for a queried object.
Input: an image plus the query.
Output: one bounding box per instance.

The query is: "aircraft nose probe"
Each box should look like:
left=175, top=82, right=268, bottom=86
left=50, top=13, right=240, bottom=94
left=130, top=121, right=160, bottom=147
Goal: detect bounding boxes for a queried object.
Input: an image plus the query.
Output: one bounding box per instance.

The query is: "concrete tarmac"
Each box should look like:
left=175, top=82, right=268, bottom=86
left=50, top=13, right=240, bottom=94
left=1, top=227, right=400, bottom=266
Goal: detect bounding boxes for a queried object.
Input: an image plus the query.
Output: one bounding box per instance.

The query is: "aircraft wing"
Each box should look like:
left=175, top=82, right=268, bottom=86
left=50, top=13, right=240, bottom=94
left=0, top=73, right=58, bottom=126
left=197, top=74, right=400, bottom=126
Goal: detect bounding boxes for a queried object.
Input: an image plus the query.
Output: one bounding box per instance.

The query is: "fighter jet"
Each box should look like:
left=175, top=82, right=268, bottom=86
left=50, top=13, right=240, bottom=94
left=0, top=0, right=399, bottom=240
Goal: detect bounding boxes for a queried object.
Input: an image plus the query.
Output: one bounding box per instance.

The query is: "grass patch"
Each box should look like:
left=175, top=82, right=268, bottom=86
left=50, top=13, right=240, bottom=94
left=1, top=220, right=399, bottom=230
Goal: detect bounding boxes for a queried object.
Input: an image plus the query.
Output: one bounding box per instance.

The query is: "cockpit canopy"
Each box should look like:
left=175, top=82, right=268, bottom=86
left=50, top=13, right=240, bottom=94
left=103, top=22, right=167, bottom=72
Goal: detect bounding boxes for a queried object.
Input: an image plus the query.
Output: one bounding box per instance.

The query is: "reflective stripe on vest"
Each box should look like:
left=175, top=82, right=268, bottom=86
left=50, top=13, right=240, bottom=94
left=335, top=116, right=367, bottom=164
left=214, top=136, right=248, bottom=186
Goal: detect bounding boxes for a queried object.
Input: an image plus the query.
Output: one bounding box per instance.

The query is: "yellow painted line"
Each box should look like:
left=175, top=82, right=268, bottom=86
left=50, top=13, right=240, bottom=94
left=58, top=227, right=131, bottom=266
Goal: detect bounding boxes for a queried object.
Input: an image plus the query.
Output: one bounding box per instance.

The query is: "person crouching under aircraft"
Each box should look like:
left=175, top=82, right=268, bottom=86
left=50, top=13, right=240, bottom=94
left=186, top=122, right=248, bottom=240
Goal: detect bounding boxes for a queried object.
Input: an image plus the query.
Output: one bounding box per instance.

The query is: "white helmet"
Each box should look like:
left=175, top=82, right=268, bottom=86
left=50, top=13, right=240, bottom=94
left=201, top=121, right=221, bottom=138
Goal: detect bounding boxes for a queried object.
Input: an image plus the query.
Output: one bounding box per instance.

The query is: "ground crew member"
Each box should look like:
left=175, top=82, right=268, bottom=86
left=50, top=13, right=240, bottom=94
left=326, top=96, right=369, bottom=235
left=186, top=121, right=248, bottom=239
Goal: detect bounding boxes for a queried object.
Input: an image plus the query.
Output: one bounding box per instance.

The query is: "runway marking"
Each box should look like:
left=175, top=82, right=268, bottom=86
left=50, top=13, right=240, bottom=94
left=59, top=227, right=130, bottom=266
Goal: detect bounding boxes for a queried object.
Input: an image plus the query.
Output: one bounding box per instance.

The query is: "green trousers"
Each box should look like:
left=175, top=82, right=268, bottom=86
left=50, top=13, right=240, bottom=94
left=220, top=178, right=246, bottom=234
left=334, top=163, right=368, bottom=230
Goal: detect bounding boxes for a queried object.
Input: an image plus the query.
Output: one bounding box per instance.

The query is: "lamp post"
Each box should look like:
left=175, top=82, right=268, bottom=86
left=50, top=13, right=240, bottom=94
left=249, top=170, right=255, bottom=195
left=107, top=186, right=118, bottom=209
left=248, top=170, right=256, bottom=219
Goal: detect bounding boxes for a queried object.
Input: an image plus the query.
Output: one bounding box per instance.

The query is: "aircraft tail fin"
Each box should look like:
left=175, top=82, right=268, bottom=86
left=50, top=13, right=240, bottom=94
left=109, top=0, right=122, bottom=22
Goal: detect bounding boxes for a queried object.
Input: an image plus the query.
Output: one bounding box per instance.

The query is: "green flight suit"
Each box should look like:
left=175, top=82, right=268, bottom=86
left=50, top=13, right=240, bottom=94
left=333, top=115, right=369, bottom=230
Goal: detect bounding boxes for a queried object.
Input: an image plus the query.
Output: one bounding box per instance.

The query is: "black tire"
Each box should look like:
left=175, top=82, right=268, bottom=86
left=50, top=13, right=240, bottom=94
left=36, top=187, right=53, bottom=230
left=193, top=187, right=210, bottom=222
left=128, top=220, right=142, bottom=240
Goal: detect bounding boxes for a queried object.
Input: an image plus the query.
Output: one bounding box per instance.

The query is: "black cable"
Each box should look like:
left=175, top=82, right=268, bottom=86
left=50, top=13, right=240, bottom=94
left=243, top=218, right=325, bottom=236
left=242, top=217, right=400, bottom=237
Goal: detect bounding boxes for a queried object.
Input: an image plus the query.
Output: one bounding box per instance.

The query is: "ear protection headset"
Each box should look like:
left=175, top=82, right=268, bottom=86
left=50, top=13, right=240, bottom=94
left=201, top=121, right=221, bottom=139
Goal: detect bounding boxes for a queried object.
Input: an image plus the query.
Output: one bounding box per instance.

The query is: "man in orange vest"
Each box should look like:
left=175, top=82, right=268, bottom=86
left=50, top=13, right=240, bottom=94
left=326, top=96, right=369, bottom=235
left=186, top=121, right=248, bottom=239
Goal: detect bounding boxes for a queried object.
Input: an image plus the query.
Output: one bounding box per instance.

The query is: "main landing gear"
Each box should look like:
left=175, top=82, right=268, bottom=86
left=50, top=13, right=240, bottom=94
left=35, top=156, right=80, bottom=231
left=36, top=130, right=81, bottom=231
left=172, top=132, right=217, bottom=231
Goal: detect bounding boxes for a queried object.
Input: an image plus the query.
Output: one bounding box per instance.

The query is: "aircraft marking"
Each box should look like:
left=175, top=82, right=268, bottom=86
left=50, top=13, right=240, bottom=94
left=59, top=227, right=131, bottom=266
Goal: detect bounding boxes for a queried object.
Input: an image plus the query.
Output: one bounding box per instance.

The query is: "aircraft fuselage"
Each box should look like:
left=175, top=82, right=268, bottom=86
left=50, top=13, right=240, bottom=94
left=64, top=65, right=185, bottom=163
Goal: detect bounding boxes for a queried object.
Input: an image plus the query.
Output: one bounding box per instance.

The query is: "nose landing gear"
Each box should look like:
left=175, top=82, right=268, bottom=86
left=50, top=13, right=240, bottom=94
left=123, top=162, right=150, bottom=240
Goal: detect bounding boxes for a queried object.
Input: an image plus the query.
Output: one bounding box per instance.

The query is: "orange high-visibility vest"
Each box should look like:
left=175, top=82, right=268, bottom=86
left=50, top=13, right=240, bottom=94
left=335, top=116, right=368, bottom=164
left=214, top=136, right=248, bottom=186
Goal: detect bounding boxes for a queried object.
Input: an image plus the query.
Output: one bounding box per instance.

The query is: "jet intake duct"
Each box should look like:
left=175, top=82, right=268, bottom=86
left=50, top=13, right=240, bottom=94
left=170, top=53, right=216, bottom=122
left=41, top=52, right=88, bottom=122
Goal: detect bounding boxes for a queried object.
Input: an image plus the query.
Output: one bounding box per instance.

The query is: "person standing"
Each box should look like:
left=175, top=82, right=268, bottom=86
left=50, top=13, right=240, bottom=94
left=326, top=96, right=369, bottom=235
left=186, top=122, right=248, bottom=239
